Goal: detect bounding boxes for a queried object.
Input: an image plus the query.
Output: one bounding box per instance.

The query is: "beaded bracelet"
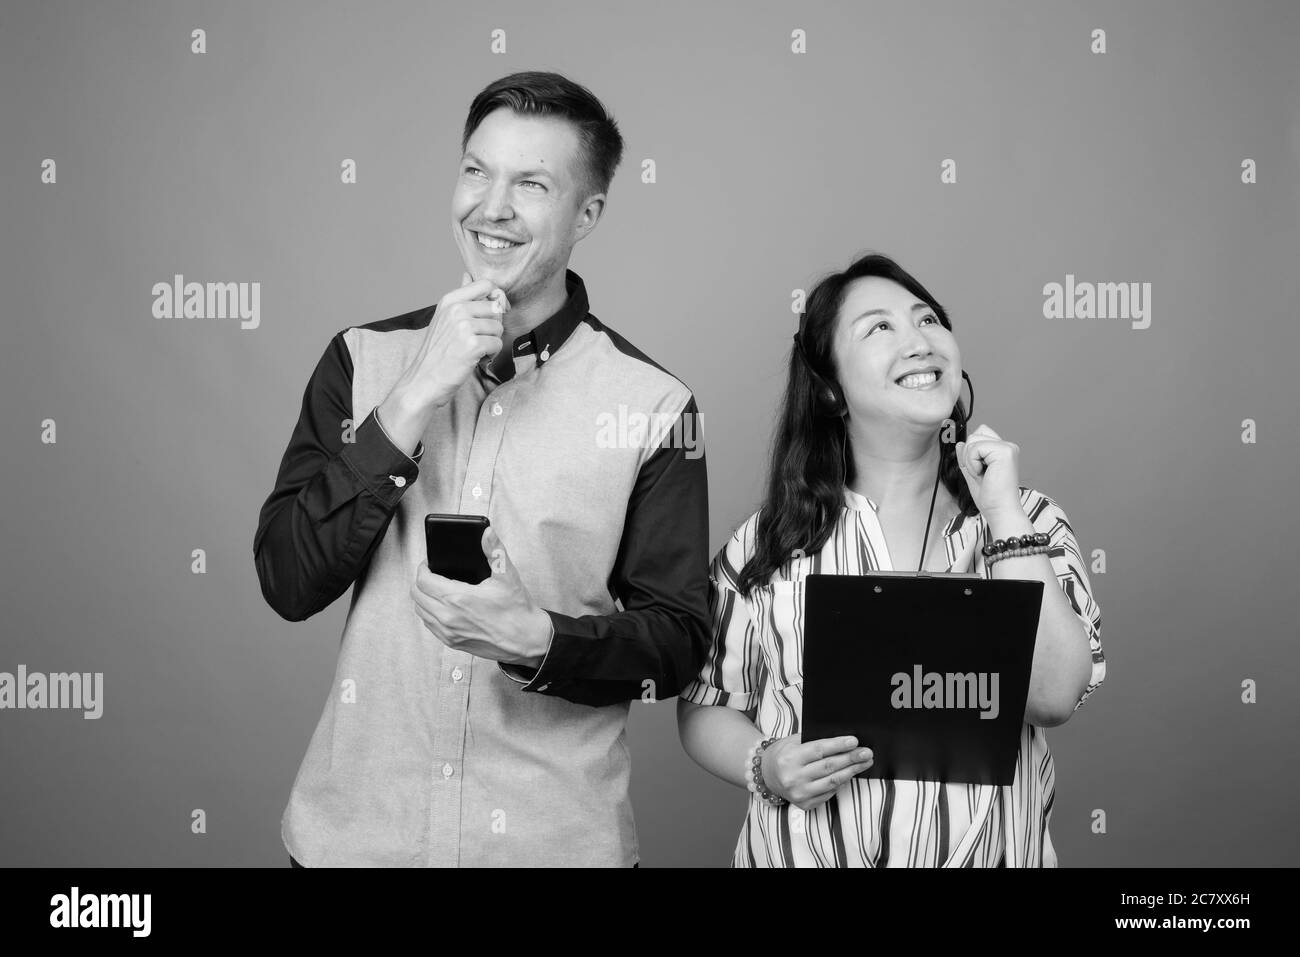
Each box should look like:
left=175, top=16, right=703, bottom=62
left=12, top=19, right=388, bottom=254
left=982, top=532, right=1050, bottom=557
left=983, top=532, right=1049, bottom=565
left=745, top=737, right=788, bottom=807
left=987, top=545, right=1049, bottom=568
left=985, top=532, right=1050, bottom=568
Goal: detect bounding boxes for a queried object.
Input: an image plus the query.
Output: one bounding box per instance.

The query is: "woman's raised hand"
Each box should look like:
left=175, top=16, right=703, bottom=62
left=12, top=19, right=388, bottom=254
left=954, top=423, right=1023, bottom=516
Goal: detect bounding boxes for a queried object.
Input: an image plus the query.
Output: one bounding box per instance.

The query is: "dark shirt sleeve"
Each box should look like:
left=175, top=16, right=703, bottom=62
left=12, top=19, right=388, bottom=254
left=253, top=331, right=424, bottom=622
left=499, top=396, right=711, bottom=707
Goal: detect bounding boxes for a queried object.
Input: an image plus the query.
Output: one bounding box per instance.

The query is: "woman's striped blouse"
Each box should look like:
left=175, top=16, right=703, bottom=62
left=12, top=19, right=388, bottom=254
left=680, top=485, right=1106, bottom=867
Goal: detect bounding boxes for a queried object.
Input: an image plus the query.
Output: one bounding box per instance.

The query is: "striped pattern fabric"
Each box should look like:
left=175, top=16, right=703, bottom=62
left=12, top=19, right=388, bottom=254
left=680, top=485, right=1106, bottom=867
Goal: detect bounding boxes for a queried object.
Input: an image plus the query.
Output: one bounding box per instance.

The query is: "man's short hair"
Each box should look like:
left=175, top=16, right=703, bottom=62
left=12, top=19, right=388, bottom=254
left=462, top=71, right=625, bottom=202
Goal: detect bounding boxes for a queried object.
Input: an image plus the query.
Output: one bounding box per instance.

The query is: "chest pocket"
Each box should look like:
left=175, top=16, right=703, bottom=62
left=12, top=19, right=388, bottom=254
left=750, top=580, right=807, bottom=690
left=496, top=423, right=639, bottom=549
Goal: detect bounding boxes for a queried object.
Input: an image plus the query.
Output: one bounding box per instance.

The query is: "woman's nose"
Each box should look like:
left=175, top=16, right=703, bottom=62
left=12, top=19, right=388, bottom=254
left=900, top=325, right=933, bottom=357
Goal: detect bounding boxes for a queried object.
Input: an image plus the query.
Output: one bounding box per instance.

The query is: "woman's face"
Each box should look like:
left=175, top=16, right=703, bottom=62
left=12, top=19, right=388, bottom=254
left=829, top=276, right=962, bottom=431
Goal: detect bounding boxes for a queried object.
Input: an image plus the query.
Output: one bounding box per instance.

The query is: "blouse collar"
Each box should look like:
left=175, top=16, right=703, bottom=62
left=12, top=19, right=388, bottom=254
left=842, top=486, right=975, bottom=540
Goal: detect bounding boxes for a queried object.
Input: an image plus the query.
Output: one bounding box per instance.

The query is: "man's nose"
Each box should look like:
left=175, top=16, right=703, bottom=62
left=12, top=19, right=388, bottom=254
left=481, top=182, right=514, bottom=221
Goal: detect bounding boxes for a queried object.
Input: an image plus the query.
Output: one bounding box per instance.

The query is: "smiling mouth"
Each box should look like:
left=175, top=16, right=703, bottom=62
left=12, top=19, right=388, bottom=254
left=472, top=230, right=525, bottom=252
left=895, top=370, right=942, bottom=389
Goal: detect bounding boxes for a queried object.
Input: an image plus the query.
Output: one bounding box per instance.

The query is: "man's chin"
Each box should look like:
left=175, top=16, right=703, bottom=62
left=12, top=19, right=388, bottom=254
left=469, top=257, right=517, bottom=285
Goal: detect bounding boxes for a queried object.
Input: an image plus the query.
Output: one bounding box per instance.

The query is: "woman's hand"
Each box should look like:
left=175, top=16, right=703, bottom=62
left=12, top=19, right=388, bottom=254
left=954, top=423, right=1023, bottom=516
left=760, top=734, right=874, bottom=811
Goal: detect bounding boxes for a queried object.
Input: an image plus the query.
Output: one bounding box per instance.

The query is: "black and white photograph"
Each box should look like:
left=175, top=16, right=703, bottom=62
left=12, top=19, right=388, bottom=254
left=1, top=0, right=1294, bottom=939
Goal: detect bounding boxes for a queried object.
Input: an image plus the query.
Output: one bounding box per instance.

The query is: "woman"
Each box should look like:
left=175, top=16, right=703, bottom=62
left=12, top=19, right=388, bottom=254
left=677, top=253, right=1106, bottom=867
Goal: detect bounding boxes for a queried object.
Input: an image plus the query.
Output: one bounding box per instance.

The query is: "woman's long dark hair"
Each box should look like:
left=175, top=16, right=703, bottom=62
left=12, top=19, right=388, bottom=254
left=735, top=253, right=976, bottom=596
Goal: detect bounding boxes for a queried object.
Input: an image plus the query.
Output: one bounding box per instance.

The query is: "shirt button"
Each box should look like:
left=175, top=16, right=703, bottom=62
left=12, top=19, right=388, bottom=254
left=452, top=667, right=463, bottom=681
left=390, top=475, right=406, bottom=488
left=442, top=763, right=454, bottom=778
left=540, top=348, right=550, bottom=362
left=537, top=684, right=549, bottom=692
left=472, top=483, right=482, bottom=498
left=492, top=402, right=503, bottom=416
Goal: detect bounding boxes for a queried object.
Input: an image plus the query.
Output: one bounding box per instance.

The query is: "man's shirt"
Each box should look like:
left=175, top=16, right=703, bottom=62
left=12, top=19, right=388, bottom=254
left=254, top=269, right=710, bottom=866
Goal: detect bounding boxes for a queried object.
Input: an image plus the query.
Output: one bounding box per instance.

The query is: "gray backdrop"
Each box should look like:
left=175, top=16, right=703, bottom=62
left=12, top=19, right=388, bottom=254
left=2, top=0, right=1297, bottom=866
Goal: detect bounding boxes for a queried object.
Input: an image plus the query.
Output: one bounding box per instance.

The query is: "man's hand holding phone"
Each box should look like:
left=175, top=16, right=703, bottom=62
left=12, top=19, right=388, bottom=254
left=411, top=525, right=552, bottom=669
left=377, top=271, right=510, bottom=455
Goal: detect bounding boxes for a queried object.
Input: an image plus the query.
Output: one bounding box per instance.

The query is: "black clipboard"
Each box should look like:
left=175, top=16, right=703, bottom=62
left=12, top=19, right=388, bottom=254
left=801, top=572, right=1044, bottom=786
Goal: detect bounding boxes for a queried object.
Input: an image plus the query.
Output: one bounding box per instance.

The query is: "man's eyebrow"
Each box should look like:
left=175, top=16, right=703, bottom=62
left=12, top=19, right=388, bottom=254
left=462, top=152, right=555, bottom=181
left=850, top=303, right=932, bottom=323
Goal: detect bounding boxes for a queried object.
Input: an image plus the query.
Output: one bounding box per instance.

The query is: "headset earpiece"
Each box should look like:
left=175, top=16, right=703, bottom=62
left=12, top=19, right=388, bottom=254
left=792, top=330, right=847, bottom=418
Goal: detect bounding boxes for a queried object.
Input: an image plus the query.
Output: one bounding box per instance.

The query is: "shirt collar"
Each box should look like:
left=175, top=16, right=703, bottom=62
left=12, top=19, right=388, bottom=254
left=843, top=486, right=973, bottom=540
left=504, top=268, right=590, bottom=372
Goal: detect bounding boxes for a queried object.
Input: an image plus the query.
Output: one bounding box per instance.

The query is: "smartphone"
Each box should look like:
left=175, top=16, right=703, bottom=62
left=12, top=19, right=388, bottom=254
left=424, top=514, right=493, bottom=585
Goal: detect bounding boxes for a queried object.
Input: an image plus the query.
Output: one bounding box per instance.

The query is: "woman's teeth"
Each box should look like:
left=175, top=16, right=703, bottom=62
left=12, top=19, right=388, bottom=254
left=897, top=372, right=939, bottom=389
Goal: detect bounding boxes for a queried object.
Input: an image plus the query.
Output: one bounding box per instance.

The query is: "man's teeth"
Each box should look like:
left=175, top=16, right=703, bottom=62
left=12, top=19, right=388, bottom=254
left=477, top=233, right=522, bottom=249
left=897, top=372, right=939, bottom=388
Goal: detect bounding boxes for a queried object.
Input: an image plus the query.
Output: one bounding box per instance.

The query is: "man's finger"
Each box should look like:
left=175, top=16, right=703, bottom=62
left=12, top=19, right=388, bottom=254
left=410, top=580, right=453, bottom=630
left=442, top=279, right=500, bottom=307
left=465, top=317, right=505, bottom=336
left=415, top=562, right=473, bottom=601
left=415, top=606, right=458, bottom=649
left=474, top=335, right=504, bottom=362
left=458, top=300, right=509, bottom=321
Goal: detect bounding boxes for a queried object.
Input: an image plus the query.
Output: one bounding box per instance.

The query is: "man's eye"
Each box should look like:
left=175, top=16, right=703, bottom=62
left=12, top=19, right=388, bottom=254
left=463, top=167, right=484, bottom=177
left=520, top=181, right=544, bottom=191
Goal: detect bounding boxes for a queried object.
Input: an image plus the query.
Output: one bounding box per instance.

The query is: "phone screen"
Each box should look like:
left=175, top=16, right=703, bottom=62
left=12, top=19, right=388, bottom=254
left=424, top=514, right=493, bottom=585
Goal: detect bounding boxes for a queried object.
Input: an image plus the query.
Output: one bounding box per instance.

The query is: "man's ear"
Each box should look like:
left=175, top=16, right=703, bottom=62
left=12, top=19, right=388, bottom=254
left=574, top=194, right=606, bottom=241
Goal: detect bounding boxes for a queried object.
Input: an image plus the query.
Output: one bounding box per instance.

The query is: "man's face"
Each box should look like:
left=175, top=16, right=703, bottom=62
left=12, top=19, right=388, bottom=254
left=451, top=107, right=599, bottom=304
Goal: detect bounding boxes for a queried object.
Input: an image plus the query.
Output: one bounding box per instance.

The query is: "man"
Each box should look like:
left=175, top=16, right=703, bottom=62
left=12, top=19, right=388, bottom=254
left=254, top=72, right=710, bottom=867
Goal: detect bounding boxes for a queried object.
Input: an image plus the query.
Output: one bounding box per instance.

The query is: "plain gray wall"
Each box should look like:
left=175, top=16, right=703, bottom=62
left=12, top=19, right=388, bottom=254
left=2, top=0, right=1297, bottom=866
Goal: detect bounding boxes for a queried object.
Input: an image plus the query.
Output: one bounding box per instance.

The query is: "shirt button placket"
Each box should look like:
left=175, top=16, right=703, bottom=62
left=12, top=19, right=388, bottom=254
left=427, top=389, right=510, bottom=866
left=427, top=653, right=471, bottom=867
left=457, top=390, right=511, bottom=517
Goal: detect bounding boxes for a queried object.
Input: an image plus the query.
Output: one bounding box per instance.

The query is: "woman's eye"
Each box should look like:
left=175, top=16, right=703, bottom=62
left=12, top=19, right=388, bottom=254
left=921, top=314, right=938, bottom=325
left=463, top=167, right=484, bottom=178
